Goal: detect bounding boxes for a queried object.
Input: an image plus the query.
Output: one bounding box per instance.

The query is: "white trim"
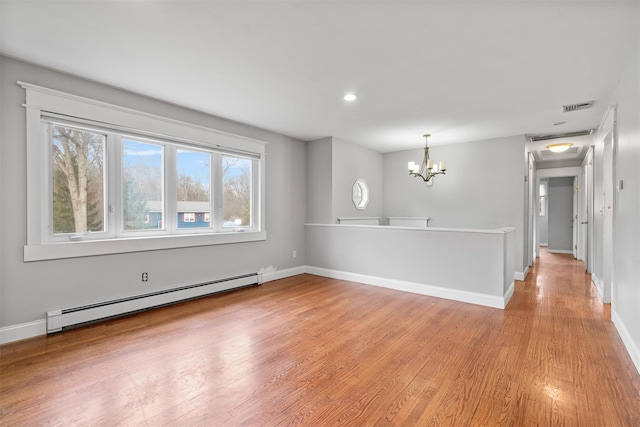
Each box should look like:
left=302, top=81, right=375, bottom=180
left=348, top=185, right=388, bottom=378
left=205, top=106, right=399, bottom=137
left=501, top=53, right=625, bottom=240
left=0, top=319, right=47, bottom=345
left=19, top=82, right=267, bottom=154
left=592, top=275, right=604, bottom=299
left=25, top=231, right=267, bottom=261
left=515, top=266, right=529, bottom=281
left=503, top=281, right=515, bottom=307
left=47, top=275, right=259, bottom=333
left=260, top=266, right=306, bottom=283
left=337, top=217, right=381, bottom=225
left=612, top=309, right=640, bottom=375
left=537, top=167, right=583, bottom=179
left=0, top=267, right=305, bottom=344
left=306, top=223, right=514, bottom=235
left=2, top=274, right=636, bottom=377
left=304, top=266, right=508, bottom=309
left=20, top=82, right=267, bottom=261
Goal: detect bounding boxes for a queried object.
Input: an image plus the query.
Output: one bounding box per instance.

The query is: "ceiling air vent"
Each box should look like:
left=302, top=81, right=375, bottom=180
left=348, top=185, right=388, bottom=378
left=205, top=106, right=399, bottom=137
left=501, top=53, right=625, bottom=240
left=562, top=100, right=595, bottom=112
left=528, top=129, right=594, bottom=142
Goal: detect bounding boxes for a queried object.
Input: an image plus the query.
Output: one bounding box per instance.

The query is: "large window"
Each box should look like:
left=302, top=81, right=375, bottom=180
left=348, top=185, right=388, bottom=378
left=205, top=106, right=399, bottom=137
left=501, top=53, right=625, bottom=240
left=23, top=82, right=266, bottom=261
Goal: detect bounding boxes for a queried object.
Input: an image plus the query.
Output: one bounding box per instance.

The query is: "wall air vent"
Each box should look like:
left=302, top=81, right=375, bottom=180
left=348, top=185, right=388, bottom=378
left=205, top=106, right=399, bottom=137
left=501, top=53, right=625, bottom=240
left=562, top=101, right=595, bottom=112
left=527, top=129, right=594, bottom=142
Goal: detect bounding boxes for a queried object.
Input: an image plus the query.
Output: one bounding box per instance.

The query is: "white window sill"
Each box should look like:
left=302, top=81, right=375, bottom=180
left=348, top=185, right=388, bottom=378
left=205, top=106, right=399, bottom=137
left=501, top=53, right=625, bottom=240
left=24, top=231, right=267, bottom=262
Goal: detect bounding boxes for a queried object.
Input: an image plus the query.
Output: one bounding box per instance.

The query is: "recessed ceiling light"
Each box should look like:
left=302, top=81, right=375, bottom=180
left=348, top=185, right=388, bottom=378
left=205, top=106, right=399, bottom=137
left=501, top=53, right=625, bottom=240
left=546, top=143, right=573, bottom=153
left=343, top=93, right=357, bottom=101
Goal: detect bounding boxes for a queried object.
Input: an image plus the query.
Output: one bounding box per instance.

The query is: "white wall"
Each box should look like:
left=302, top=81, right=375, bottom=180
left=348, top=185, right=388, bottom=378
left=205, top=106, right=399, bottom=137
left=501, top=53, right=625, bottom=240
left=547, top=177, right=574, bottom=252
left=0, top=56, right=308, bottom=331
left=383, top=135, right=527, bottom=275
left=609, top=11, right=640, bottom=374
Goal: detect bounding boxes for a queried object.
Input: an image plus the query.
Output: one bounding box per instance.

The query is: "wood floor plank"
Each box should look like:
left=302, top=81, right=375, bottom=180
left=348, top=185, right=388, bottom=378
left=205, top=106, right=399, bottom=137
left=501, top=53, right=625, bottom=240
left=1, top=249, right=639, bottom=426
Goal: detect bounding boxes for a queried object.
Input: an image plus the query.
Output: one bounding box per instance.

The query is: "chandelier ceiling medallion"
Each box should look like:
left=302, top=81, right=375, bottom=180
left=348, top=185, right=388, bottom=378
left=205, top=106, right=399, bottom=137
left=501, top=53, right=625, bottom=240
left=408, top=134, right=447, bottom=185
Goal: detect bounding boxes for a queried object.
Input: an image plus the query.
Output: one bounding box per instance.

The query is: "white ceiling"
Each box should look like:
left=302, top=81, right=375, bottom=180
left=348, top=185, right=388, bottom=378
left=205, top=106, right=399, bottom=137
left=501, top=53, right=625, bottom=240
left=1, top=1, right=638, bottom=155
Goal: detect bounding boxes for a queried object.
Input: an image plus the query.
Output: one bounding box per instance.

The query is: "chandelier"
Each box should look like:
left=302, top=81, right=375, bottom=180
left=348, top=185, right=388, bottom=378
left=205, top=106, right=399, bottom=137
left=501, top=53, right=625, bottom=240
left=407, top=134, right=447, bottom=184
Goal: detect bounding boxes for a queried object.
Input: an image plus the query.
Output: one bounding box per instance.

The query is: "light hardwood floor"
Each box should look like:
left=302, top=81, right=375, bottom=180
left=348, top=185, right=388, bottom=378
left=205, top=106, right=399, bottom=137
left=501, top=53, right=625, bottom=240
left=1, top=249, right=639, bottom=426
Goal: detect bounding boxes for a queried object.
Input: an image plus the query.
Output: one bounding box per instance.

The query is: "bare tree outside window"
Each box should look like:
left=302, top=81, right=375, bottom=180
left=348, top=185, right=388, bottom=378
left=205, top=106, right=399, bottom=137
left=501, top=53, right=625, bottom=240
left=222, top=155, right=251, bottom=227
left=52, top=125, right=104, bottom=234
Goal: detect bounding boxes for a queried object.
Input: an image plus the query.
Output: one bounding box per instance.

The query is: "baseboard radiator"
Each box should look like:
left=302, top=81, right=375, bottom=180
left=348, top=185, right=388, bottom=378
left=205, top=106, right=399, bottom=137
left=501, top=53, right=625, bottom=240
left=46, top=272, right=261, bottom=333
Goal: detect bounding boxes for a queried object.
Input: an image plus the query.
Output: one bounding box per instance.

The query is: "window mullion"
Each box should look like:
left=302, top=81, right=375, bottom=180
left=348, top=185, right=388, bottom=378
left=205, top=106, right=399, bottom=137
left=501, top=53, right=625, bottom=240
left=43, top=122, right=54, bottom=243
left=213, top=153, right=223, bottom=231
left=165, top=144, right=177, bottom=233
left=107, top=134, right=119, bottom=239
left=253, top=157, right=260, bottom=230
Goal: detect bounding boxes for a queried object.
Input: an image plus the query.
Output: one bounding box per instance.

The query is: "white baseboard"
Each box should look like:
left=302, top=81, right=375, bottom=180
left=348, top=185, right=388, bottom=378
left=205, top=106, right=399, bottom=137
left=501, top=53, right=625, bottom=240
left=305, top=266, right=507, bottom=309
left=0, top=319, right=46, bottom=345
left=504, top=281, right=515, bottom=307
left=547, top=249, right=573, bottom=254
left=592, top=275, right=604, bottom=300
left=612, top=309, right=640, bottom=376
left=515, top=266, right=529, bottom=281
left=1, top=266, right=307, bottom=345
left=260, top=266, right=306, bottom=283
left=1, top=264, right=509, bottom=344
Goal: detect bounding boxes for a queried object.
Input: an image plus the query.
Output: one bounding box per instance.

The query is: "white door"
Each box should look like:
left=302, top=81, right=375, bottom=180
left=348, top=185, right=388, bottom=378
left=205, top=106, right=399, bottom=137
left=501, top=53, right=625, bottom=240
left=583, top=148, right=593, bottom=273
left=573, top=176, right=578, bottom=259
left=603, top=129, right=614, bottom=304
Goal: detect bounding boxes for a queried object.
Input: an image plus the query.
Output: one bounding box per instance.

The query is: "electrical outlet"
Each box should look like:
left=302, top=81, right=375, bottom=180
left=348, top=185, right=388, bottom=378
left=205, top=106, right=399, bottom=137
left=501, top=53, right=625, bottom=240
left=292, top=250, right=297, bottom=259
left=142, top=272, right=148, bottom=282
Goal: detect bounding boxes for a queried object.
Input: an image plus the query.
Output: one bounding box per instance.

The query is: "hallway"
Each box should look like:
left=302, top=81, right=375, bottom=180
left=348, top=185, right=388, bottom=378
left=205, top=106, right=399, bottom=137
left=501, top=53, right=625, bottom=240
left=505, top=246, right=640, bottom=424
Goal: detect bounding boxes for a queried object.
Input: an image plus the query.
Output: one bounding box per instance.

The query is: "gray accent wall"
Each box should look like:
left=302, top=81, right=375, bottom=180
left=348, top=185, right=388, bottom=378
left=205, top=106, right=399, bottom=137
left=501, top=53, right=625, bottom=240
left=307, top=137, right=333, bottom=224
left=306, top=136, right=384, bottom=223
left=332, top=138, right=383, bottom=220
left=0, top=56, right=308, bottom=327
left=547, top=177, right=574, bottom=252
left=383, top=135, right=527, bottom=275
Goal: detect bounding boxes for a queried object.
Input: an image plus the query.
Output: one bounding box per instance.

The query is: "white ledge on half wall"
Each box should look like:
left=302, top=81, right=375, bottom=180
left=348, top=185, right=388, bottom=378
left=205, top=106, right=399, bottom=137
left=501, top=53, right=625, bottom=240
left=309, top=222, right=515, bottom=235
left=336, top=217, right=381, bottom=225
left=388, top=217, right=430, bottom=227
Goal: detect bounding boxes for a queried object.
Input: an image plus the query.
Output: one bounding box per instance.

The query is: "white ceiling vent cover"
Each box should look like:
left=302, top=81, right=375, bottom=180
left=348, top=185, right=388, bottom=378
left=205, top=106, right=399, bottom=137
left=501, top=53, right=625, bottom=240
left=563, top=101, right=595, bottom=112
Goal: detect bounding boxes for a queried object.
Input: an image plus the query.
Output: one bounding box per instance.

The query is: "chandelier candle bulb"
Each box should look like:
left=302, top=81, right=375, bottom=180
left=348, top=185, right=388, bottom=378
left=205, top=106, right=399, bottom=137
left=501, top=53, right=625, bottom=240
left=439, top=161, right=447, bottom=170
left=427, top=159, right=435, bottom=169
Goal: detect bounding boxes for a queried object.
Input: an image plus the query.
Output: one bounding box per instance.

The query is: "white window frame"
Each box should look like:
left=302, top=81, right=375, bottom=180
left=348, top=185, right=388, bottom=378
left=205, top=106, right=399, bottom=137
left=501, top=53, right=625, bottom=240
left=22, top=82, right=267, bottom=262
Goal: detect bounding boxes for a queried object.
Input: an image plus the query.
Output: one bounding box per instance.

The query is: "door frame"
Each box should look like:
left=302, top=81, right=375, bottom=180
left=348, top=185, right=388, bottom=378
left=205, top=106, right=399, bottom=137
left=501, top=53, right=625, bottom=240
left=536, top=167, right=583, bottom=257
left=594, top=105, right=617, bottom=306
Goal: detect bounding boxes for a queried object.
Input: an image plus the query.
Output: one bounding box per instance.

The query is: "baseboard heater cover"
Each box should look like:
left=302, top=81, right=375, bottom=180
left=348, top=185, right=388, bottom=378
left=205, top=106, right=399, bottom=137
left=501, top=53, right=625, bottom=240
left=46, top=272, right=261, bottom=333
